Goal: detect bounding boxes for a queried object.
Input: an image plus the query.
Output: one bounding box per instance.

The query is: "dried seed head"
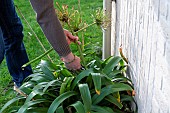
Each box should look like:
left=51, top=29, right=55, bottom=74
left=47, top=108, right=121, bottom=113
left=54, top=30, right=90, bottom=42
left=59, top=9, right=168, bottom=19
left=91, top=8, right=111, bottom=30
left=55, top=3, right=70, bottom=23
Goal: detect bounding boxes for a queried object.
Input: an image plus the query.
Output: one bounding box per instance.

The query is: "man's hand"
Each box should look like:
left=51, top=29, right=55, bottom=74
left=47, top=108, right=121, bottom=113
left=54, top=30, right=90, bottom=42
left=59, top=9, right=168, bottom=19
left=64, top=29, right=81, bottom=45
left=62, top=30, right=81, bottom=70
left=61, top=52, right=81, bottom=70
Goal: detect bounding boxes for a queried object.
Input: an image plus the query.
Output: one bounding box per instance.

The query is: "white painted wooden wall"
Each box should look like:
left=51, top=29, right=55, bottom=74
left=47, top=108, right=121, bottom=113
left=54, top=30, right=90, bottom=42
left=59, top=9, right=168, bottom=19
left=111, top=0, right=170, bottom=112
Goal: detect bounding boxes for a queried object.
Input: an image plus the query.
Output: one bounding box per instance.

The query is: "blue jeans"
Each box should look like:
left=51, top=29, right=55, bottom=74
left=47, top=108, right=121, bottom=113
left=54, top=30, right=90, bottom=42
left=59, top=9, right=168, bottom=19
left=0, top=27, right=5, bottom=63
left=0, top=0, right=33, bottom=87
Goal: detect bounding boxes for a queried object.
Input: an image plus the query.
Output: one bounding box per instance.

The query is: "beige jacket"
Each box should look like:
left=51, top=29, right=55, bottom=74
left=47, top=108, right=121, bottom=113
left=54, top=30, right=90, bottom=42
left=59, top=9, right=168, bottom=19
left=30, top=0, right=71, bottom=57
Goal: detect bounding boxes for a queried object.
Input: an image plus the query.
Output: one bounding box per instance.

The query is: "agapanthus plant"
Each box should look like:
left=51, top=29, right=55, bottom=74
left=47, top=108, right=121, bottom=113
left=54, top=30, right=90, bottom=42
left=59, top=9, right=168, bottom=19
left=1, top=56, right=137, bottom=113
left=1, top=1, right=137, bottom=113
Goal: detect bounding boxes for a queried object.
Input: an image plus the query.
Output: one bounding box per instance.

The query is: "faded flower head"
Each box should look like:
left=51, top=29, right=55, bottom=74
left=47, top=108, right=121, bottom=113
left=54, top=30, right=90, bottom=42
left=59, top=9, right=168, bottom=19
left=55, top=2, right=69, bottom=23
left=55, top=2, right=86, bottom=33
left=69, top=8, right=86, bottom=32
left=91, top=8, right=111, bottom=30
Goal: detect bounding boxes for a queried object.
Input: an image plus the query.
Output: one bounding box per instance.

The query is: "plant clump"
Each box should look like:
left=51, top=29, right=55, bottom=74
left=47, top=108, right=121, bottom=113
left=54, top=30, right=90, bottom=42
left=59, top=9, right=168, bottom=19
left=0, top=1, right=137, bottom=113
left=0, top=56, right=137, bottom=113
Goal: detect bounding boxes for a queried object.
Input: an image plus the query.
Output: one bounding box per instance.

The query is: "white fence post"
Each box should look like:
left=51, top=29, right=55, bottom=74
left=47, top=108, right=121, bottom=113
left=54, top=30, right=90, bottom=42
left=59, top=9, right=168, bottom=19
left=111, top=0, right=116, bottom=56
left=103, top=0, right=112, bottom=59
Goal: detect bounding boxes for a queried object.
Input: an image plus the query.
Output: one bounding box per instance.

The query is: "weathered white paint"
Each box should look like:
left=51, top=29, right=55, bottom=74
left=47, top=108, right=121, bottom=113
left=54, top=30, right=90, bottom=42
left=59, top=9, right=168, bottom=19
left=103, top=0, right=112, bottom=59
left=111, top=0, right=170, bottom=112
left=111, top=0, right=116, bottom=55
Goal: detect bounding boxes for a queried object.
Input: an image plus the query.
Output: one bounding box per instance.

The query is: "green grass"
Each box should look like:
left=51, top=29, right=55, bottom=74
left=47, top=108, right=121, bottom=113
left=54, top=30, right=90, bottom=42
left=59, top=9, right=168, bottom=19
left=0, top=0, right=103, bottom=109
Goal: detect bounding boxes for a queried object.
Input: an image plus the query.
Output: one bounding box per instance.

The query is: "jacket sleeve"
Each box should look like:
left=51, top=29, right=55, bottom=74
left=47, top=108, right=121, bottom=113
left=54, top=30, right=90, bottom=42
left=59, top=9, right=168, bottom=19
left=30, top=0, right=71, bottom=57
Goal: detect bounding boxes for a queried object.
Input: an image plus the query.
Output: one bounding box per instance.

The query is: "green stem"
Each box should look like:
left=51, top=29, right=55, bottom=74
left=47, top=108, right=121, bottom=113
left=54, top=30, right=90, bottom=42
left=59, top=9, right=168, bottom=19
left=74, top=22, right=96, bottom=34
left=66, top=22, right=97, bottom=69
left=76, top=40, right=87, bottom=69
left=66, top=23, right=87, bottom=69
left=22, top=21, right=96, bottom=69
left=22, top=48, right=53, bottom=69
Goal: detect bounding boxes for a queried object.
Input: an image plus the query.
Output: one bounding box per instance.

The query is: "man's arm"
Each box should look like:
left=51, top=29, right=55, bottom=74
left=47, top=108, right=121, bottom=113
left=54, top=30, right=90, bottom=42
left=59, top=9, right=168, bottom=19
left=30, top=0, right=81, bottom=70
left=30, top=0, right=71, bottom=57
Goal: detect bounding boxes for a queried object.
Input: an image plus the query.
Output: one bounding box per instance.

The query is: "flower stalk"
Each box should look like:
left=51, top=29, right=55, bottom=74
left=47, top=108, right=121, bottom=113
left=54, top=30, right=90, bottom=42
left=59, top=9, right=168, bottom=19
left=22, top=48, right=53, bottom=69
left=67, top=22, right=97, bottom=69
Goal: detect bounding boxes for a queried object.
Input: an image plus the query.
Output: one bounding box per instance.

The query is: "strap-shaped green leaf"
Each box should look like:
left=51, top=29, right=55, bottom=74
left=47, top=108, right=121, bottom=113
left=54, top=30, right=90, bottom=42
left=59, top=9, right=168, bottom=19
left=48, top=91, right=77, bottom=113
left=94, top=56, right=102, bottom=68
left=71, top=68, right=93, bottom=90
left=33, top=82, right=48, bottom=90
left=40, top=64, right=55, bottom=80
left=0, top=96, right=25, bottom=113
left=78, top=84, right=92, bottom=113
left=70, top=101, right=86, bottom=113
left=4, top=106, right=20, bottom=113
left=25, top=90, right=44, bottom=103
left=108, top=70, right=122, bottom=78
left=111, top=76, right=132, bottom=83
left=91, top=73, right=101, bottom=95
left=102, top=56, right=114, bottom=67
left=43, top=79, right=62, bottom=93
left=91, top=105, right=115, bottom=113
left=56, top=106, right=64, bottom=113
left=65, top=77, right=75, bottom=91
left=60, top=77, right=74, bottom=95
left=87, top=57, right=102, bottom=69
left=19, top=85, right=33, bottom=96
left=17, top=99, right=50, bottom=113
left=40, top=60, right=59, bottom=70
left=60, top=69, right=73, bottom=77
left=24, top=107, right=49, bottom=113
left=59, top=83, right=67, bottom=95
left=23, top=73, right=44, bottom=83
left=105, top=95, right=123, bottom=109
left=21, top=81, right=36, bottom=88
left=92, top=83, right=133, bottom=104
left=103, top=56, right=122, bottom=75
left=30, top=75, right=51, bottom=83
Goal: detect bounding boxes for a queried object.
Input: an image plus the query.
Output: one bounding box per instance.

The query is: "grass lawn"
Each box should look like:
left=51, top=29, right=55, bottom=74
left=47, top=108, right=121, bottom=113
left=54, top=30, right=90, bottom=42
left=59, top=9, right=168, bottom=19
left=0, top=0, right=103, bottom=109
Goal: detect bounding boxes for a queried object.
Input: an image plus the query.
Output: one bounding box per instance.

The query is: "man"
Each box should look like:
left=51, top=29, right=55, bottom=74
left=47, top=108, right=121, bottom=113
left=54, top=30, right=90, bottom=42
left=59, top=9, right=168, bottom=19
left=0, top=0, right=81, bottom=87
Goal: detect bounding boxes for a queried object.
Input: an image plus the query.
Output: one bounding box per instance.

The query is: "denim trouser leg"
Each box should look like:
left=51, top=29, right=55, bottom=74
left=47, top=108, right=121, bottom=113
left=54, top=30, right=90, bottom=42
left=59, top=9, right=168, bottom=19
left=0, top=0, right=33, bottom=87
left=0, top=27, right=5, bottom=64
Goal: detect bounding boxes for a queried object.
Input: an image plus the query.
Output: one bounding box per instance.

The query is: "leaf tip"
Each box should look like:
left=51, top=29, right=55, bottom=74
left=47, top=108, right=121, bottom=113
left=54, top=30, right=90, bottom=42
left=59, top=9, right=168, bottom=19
left=117, top=98, right=121, bottom=103
left=96, top=90, right=100, bottom=95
